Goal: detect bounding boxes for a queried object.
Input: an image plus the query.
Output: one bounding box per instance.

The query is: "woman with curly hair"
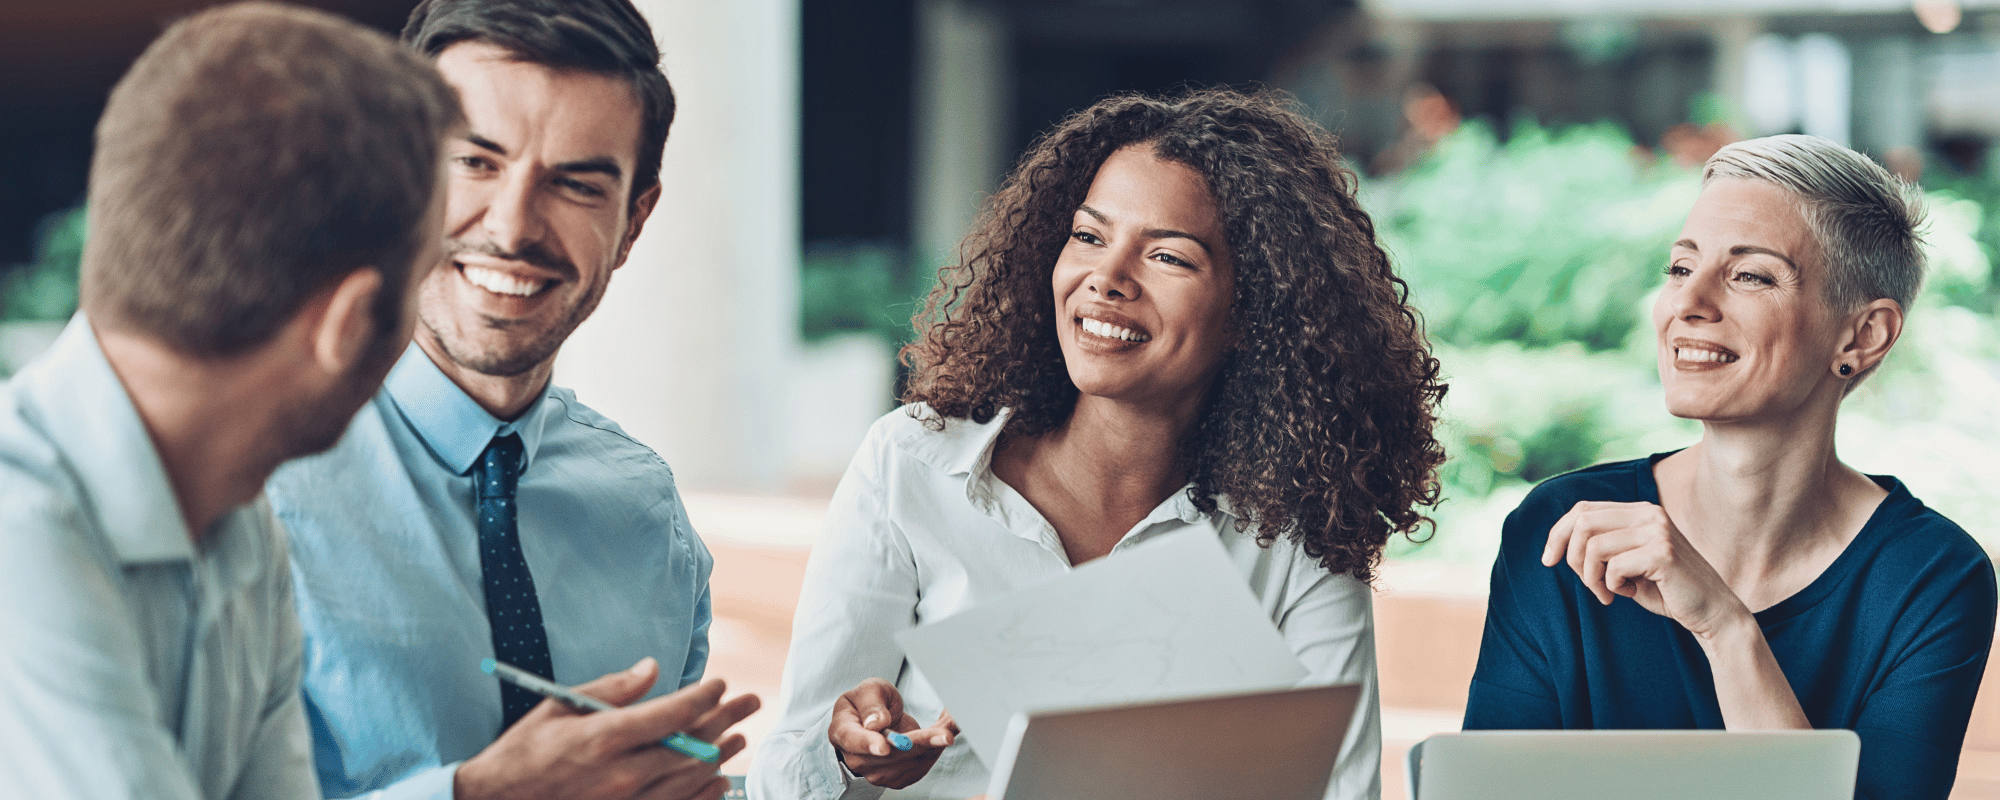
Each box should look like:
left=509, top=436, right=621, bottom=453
left=750, top=88, right=1446, bottom=800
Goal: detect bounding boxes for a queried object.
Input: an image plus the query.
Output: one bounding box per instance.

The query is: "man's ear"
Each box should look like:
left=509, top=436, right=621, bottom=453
left=1839, top=297, right=1904, bottom=375
left=613, top=183, right=662, bottom=270
left=308, top=267, right=386, bottom=376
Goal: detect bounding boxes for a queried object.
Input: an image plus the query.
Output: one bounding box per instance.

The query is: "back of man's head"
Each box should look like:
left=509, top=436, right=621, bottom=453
left=401, top=0, right=673, bottom=207
left=83, top=2, right=463, bottom=359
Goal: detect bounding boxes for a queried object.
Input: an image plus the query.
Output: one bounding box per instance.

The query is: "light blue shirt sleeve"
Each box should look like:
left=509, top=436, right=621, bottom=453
left=681, top=559, right=715, bottom=690
left=0, top=480, right=208, bottom=800
left=0, top=490, right=322, bottom=800
left=268, top=344, right=712, bottom=799
left=0, top=317, right=319, bottom=800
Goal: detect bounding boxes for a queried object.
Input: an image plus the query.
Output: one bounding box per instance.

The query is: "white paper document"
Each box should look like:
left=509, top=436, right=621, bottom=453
left=895, top=530, right=1309, bottom=761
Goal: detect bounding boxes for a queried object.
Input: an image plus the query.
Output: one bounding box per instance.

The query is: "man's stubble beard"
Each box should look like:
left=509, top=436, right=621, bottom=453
left=418, top=267, right=610, bottom=379
left=280, top=322, right=409, bottom=460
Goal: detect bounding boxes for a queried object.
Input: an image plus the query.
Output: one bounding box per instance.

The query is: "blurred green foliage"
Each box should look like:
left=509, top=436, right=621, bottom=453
left=799, top=240, right=928, bottom=346
left=1921, top=174, right=2000, bottom=312
left=1364, top=121, right=1703, bottom=528
left=1368, top=120, right=1700, bottom=352
left=4, top=205, right=85, bottom=323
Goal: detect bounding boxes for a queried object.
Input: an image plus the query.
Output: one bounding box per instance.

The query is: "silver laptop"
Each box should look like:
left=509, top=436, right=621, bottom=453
left=983, top=683, right=1362, bottom=800
left=1413, top=730, right=1859, bottom=800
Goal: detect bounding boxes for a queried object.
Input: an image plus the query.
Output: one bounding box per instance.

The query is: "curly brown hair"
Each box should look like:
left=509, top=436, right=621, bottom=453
left=901, top=88, right=1446, bottom=580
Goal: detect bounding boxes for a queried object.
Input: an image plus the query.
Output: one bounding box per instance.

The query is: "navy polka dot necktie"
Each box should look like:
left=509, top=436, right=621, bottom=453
left=474, top=433, right=552, bottom=730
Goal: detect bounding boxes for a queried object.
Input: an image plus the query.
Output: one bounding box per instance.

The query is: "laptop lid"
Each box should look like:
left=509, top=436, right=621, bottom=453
left=1415, top=730, right=1860, bottom=800
left=984, top=683, right=1362, bottom=800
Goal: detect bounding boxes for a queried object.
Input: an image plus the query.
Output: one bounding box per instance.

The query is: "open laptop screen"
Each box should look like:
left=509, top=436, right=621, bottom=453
left=985, top=683, right=1362, bottom=800
left=1415, top=730, right=1859, bottom=800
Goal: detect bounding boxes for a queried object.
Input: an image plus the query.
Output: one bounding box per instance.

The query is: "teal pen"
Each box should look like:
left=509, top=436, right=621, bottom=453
left=480, top=658, right=722, bottom=763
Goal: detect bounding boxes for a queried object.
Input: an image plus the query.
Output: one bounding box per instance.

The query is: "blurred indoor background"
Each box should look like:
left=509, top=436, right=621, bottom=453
left=6, top=0, right=2000, bottom=796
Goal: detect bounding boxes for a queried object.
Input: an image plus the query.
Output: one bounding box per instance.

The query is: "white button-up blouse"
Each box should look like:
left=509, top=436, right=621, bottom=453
left=749, top=405, right=1380, bottom=800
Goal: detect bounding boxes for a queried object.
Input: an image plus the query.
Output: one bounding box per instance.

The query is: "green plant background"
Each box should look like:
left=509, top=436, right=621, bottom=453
left=4, top=206, right=84, bottom=325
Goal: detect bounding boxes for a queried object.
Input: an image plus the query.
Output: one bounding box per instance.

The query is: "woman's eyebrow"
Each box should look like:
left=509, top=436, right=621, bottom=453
left=1143, top=228, right=1211, bottom=253
left=1077, top=204, right=1212, bottom=253
left=1673, top=239, right=1799, bottom=273
left=1730, top=245, right=1798, bottom=272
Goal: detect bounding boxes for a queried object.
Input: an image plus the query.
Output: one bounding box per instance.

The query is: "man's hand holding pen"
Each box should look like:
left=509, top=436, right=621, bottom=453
left=459, top=657, right=761, bottom=800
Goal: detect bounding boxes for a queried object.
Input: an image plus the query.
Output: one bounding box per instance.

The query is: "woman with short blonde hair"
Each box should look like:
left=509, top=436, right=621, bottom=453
left=1465, top=134, right=1995, bottom=800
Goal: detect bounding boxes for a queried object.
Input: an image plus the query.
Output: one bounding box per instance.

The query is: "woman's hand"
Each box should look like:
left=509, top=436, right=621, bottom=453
left=827, top=678, right=959, bottom=789
left=1543, top=500, right=1752, bottom=637
left=1544, top=499, right=1812, bottom=730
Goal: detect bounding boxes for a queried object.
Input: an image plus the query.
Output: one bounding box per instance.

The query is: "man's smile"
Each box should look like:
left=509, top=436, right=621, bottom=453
left=459, top=263, right=553, bottom=298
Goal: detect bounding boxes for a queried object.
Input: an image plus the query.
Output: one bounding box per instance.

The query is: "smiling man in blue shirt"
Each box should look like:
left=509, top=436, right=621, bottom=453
left=263, top=2, right=757, bottom=800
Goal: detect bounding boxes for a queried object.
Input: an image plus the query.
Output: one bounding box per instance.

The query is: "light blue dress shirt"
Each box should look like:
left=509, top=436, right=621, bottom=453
left=0, top=317, right=319, bottom=800
left=265, top=344, right=713, bottom=800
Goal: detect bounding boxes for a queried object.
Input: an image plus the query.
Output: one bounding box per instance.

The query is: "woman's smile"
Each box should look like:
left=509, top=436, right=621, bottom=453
left=1671, top=338, right=1741, bottom=370
left=1077, top=316, right=1151, bottom=343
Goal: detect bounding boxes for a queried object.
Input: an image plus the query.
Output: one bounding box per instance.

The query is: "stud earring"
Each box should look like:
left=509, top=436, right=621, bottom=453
left=1839, top=364, right=1853, bottom=377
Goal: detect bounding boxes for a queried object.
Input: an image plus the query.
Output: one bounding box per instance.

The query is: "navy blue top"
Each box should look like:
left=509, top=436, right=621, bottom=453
left=1464, top=455, right=1997, bottom=800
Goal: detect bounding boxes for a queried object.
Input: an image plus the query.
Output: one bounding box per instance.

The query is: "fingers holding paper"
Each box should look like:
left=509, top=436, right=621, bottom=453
left=830, top=678, right=959, bottom=789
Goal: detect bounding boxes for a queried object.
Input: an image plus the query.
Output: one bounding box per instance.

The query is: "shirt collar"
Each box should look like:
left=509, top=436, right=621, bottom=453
left=17, top=315, right=193, bottom=564
left=894, top=404, right=998, bottom=478
left=952, top=406, right=1228, bottom=540
left=381, top=342, right=553, bottom=476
